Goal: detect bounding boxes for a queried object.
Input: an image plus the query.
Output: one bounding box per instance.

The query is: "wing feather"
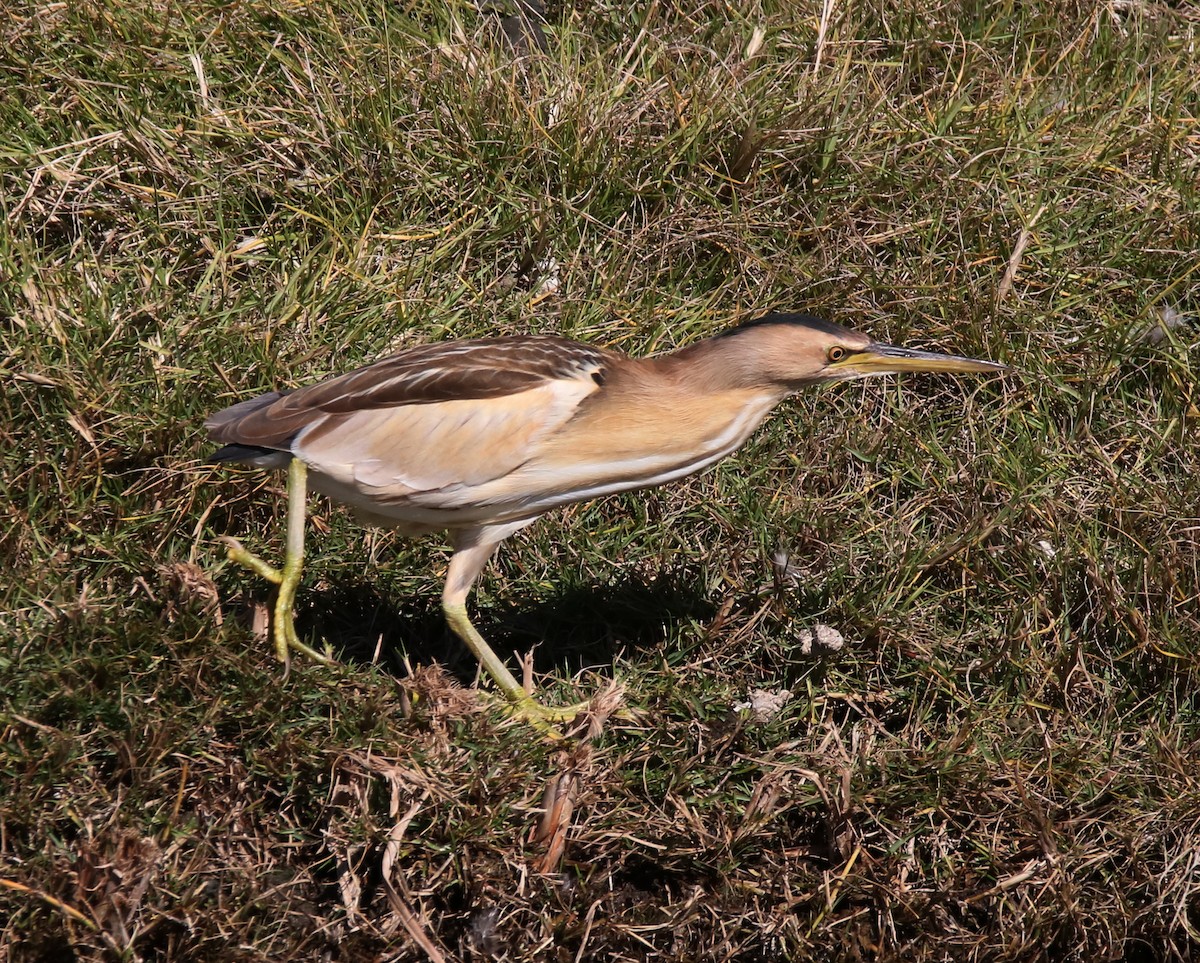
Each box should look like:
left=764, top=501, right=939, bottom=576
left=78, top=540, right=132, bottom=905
left=295, top=378, right=599, bottom=497
left=206, top=336, right=612, bottom=498
left=206, top=336, right=612, bottom=454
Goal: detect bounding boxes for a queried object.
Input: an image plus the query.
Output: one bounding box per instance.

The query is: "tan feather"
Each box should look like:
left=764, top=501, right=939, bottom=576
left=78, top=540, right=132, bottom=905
left=206, top=336, right=611, bottom=452
left=296, top=378, right=601, bottom=500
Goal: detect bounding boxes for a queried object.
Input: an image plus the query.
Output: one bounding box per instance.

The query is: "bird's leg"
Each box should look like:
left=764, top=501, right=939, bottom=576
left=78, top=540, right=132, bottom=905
left=443, top=542, right=525, bottom=699
left=443, top=537, right=600, bottom=731
left=273, top=457, right=314, bottom=665
left=224, top=458, right=332, bottom=667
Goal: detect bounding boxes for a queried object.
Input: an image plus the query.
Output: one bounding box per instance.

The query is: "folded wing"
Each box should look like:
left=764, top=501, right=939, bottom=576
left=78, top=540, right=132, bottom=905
left=206, top=336, right=611, bottom=500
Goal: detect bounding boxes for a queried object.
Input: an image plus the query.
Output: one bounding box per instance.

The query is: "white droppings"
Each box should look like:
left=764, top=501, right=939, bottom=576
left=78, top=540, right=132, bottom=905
left=734, top=688, right=793, bottom=723
left=798, top=624, right=845, bottom=656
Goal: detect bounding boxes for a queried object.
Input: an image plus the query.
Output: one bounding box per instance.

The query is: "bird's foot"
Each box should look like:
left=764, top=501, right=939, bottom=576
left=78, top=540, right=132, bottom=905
left=501, top=697, right=571, bottom=740
left=492, top=680, right=631, bottom=740
left=220, top=536, right=334, bottom=667
left=220, top=535, right=283, bottom=584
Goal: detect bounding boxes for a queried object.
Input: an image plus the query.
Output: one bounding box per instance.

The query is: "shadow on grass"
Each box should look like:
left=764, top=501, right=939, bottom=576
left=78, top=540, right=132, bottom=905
left=296, top=566, right=715, bottom=685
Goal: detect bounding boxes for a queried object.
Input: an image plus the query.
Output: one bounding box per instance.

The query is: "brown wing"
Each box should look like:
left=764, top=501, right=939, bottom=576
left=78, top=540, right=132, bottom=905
left=206, top=336, right=613, bottom=452
left=299, top=337, right=610, bottom=412
left=206, top=335, right=615, bottom=498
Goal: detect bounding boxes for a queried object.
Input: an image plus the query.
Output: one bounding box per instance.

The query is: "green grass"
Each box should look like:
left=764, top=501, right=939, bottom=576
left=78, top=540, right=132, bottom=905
left=3, top=0, right=1199, bottom=959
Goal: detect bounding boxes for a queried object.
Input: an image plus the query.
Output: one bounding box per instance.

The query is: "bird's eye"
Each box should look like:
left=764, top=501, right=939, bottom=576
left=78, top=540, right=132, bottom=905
left=827, top=345, right=846, bottom=363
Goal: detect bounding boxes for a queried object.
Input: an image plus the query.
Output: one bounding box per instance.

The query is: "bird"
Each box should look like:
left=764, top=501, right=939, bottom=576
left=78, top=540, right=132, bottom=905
left=205, top=311, right=1007, bottom=729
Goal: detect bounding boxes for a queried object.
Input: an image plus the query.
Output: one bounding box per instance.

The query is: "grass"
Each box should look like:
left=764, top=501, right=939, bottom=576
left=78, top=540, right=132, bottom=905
left=2, top=0, right=1199, bottom=959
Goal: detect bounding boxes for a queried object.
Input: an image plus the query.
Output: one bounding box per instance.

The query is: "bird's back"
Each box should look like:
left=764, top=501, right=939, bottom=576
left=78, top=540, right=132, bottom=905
left=207, top=336, right=609, bottom=448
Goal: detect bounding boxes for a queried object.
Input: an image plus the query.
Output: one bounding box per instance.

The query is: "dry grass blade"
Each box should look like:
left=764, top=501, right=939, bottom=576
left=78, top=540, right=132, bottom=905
left=996, top=204, right=1048, bottom=305
left=532, top=769, right=577, bottom=874
left=383, top=882, right=449, bottom=963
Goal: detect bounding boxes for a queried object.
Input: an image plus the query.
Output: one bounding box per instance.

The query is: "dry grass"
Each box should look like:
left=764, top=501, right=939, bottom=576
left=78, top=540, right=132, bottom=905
left=3, top=0, right=1200, bottom=959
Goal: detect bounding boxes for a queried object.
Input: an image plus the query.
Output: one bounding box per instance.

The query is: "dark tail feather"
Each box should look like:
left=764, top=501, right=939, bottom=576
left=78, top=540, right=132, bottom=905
left=205, top=391, right=294, bottom=467
left=207, top=443, right=292, bottom=468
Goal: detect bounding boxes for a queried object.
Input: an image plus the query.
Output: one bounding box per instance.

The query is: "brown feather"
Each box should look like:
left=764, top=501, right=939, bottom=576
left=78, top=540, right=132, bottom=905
left=205, top=336, right=613, bottom=453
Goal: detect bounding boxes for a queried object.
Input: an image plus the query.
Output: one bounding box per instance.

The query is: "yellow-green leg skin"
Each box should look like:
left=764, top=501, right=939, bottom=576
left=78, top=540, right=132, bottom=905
left=224, top=458, right=332, bottom=667
left=442, top=534, right=617, bottom=737
left=442, top=602, right=599, bottom=738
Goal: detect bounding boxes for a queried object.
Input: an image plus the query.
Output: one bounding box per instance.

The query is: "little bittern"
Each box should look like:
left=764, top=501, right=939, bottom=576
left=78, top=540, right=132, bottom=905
left=206, top=312, right=1006, bottom=726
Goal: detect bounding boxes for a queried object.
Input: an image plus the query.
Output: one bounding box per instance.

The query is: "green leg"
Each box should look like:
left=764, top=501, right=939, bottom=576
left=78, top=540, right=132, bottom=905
left=442, top=599, right=602, bottom=737
left=442, top=600, right=525, bottom=700
left=224, top=458, right=332, bottom=667
left=443, top=536, right=605, bottom=735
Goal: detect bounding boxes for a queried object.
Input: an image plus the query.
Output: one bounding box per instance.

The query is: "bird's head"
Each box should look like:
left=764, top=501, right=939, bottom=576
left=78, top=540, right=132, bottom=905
left=721, top=312, right=1008, bottom=389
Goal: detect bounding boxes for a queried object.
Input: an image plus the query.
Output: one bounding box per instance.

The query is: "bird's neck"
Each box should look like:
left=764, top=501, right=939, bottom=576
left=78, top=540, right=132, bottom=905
left=649, top=334, right=790, bottom=398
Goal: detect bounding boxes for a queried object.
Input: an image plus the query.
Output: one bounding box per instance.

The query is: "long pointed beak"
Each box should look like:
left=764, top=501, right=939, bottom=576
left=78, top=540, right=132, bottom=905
left=831, top=343, right=1009, bottom=376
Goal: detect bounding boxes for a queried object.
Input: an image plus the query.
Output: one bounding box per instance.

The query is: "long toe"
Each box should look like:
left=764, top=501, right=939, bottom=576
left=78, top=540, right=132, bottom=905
left=271, top=607, right=334, bottom=665
left=221, top=537, right=285, bottom=584
left=496, top=682, right=629, bottom=740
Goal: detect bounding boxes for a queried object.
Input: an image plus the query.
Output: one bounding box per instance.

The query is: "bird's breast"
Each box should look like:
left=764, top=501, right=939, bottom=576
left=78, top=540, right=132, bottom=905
left=455, top=386, right=784, bottom=513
